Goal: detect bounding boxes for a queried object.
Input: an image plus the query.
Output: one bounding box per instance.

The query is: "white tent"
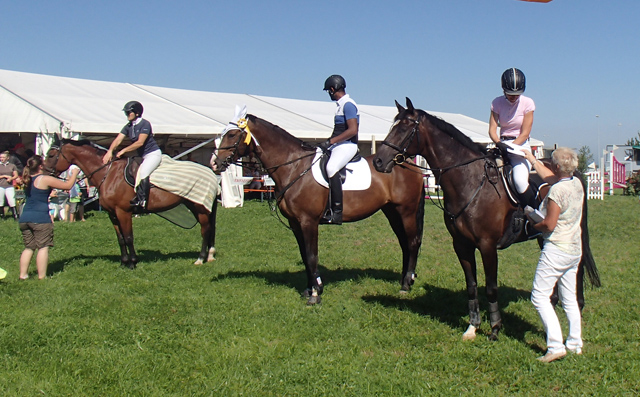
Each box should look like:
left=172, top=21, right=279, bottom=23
left=0, top=68, right=543, bottom=155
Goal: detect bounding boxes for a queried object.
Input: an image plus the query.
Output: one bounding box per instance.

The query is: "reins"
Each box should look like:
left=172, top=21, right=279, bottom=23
left=379, top=115, right=502, bottom=220
left=48, top=143, right=116, bottom=196
left=217, top=121, right=323, bottom=229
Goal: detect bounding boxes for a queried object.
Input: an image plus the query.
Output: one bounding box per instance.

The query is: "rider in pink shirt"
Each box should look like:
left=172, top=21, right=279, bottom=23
left=489, top=68, right=537, bottom=208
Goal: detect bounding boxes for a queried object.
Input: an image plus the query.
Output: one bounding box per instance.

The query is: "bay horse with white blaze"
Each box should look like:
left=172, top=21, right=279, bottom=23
left=213, top=114, right=425, bottom=305
left=373, top=98, right=600, bottom=341
left=44, top=136, right=218, bottom=268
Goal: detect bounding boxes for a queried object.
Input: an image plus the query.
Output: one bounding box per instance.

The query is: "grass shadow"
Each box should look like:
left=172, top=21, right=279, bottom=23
left=46, top=249, right=206, bottom=276
left=362, top=283, right=540, bottom=344
left=211, top=265, right=400, bottom=295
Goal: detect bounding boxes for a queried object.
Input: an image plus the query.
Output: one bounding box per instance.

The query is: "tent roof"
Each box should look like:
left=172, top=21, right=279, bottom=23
left=0, top=68, right=543, bottom=146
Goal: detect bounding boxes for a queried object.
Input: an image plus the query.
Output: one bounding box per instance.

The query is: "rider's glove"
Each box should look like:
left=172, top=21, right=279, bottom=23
left=318, top=139, right=332, bottom=152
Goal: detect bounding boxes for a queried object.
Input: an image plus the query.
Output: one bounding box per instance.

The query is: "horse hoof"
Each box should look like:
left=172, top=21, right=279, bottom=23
left=399, top=290, right=409, bottom=295
left=462, top=325, right=477, bottom=341
left=306, top=295, right=321, bottom=305
left=194, top=259, right=204, bottom=266
left=488, top=333, right=499, bottom=342
left=207, top=248, right=216, bottom=262
left=301, top=288, right=312, bottom=298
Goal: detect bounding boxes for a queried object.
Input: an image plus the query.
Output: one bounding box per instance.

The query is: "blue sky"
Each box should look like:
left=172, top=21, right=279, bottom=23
left=1, top=0, right=638, bottom=157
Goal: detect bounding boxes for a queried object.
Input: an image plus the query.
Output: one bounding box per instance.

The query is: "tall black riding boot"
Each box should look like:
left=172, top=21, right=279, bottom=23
left=520, top=187, right=541, bottom=239
left=0, top=206, right=4, bottom=219
left=130, top=177, right=150, bottom=212
left=328, top=174, right=343, bottom=225
left=519, top=187, right=537, bottom=209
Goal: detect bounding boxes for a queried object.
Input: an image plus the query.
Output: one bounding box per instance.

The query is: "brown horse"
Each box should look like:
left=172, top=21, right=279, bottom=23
left=373, top=98, right=600, bottom=340
left=213, top=114, right=425, bottom=304
left=44, top=137, right=218, bottom=268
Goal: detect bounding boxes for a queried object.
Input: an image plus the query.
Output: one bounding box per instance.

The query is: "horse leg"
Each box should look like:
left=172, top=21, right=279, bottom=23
left=382, top=206, right=421, bottom=293
left=194, top=211, right=211, bottom=265
left=207, top=201, right=218, bottom=262
left=452, top=238, right=481, bottom=341
left=290, top=219, right=322, bottom=305
left=116, top=209, right=137, bottom=269
left=108, top=212, right=130, bottom=267
left=479, top=242, right=501, bottom=341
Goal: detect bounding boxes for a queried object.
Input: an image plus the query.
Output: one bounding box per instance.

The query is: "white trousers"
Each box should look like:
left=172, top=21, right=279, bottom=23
left=0, top=186, right=16, bottom=207
left=531, top=243, right=583, bottom=354
left=137, top=149, right=162, bottom=185
left=326, top=142, right=358, bottom=178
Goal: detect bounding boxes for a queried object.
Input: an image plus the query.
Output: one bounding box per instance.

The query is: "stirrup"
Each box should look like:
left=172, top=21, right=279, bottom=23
left=320, top=209, right=341, bottom=225
left=525, top=220, right=541, bottom=240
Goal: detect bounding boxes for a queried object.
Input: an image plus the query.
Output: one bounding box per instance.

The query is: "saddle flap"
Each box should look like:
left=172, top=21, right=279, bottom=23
left=311, top=149, right=372, bottom=191
left=124, top=157, right=143, bottom=187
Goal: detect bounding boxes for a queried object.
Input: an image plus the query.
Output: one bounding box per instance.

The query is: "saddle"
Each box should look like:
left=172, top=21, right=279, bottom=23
left=493, top=150, right=548, bottom=249
left=311, top=149, right=371, bottom=191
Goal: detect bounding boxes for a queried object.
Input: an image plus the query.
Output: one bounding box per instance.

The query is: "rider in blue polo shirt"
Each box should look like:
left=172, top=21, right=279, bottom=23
left=102, top=101, right=161, bottom=212
left=318, top=75, right=359, bottom=225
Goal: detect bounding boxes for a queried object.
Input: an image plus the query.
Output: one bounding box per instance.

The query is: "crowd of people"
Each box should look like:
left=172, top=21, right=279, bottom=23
left=1, top=73, right=589, bottom=363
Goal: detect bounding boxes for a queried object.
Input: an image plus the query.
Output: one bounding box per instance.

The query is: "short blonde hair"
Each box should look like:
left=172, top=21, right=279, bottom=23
left=552, top=147, right=579, bottom=176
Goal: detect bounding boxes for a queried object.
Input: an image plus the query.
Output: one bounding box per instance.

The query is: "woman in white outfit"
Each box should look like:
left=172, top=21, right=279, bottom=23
left=524, top=147, right=584, bottom=363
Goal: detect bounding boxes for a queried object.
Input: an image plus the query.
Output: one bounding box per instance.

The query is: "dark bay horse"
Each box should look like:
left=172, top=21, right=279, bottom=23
left=213, top=114, right=425, bottom=304
left=373, top=98, right=600, bottom=341
left=44, top=138, right=218, bottom=268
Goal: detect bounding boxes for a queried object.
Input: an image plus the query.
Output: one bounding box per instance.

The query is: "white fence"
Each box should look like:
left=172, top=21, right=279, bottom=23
left=585, top=170, right=604, bottom=200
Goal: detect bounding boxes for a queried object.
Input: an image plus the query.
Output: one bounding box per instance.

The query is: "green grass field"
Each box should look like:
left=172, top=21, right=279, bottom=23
left=1, top=195, right=639, bottom=395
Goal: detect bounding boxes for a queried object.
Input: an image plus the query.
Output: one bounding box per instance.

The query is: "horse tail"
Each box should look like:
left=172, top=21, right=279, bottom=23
left=579, top=174, right=601, bottom=288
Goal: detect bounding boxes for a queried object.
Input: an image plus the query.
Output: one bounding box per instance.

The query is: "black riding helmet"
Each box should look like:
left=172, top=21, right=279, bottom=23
left=323, top=75, right=346, bottom=92
left=123, top=101, right=144, bottom=116
left=501, top=68, right=526, bottom=95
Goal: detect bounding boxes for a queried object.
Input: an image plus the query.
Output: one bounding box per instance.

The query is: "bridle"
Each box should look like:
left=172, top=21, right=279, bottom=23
left=214, top=118, right=322, bottom=227
left=378, top=113, right=500, bottom=220
left=46, top=142, right=114, bottom=192
left=379, top=117, right=421, bottom=167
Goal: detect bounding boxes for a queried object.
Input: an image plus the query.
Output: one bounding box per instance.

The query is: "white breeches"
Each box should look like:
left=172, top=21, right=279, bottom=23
left=326, top=142, right=358, bottom=178
left=508, top=154, right=531, bottom=194
left=138, top=150, right=162, bottom=181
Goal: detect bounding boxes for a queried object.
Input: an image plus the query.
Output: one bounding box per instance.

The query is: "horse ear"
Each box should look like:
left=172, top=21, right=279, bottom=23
left=395, top=100, right=405, bottom=113
left=53, top=133, right=61, bottom=148
left=405, top=98, right=415, bottom=112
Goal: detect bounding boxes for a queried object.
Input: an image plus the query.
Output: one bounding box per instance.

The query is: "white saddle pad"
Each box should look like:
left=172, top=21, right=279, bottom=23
left=311, top=149, right=372, bottom=191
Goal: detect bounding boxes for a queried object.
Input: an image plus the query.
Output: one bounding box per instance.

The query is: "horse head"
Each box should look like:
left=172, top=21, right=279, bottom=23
left=213, top=105, right=256, bottom=172
left=43, top=134, right=72, bottom=176
left=374, top=97, right=422, bottom=173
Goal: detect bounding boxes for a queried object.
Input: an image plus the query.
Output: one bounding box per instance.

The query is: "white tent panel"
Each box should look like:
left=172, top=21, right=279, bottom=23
left=0, top=68, right=543, bottom=148
left=0, top=86, right=62, bottom=133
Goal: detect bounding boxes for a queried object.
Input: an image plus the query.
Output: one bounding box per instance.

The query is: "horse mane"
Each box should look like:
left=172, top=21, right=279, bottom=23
left=417, top=110, right=488, bottom=154
left=61, top=139, right=108, bottom=155
left=247, top=114, right=317, bottom=152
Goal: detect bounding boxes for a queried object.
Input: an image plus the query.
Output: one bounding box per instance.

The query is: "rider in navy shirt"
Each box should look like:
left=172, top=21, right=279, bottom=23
left=318, top=74, right=359, bottom=225
left=102, top=101, right=161, bottom=212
